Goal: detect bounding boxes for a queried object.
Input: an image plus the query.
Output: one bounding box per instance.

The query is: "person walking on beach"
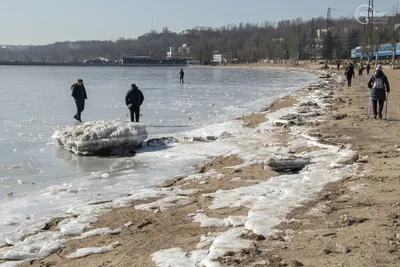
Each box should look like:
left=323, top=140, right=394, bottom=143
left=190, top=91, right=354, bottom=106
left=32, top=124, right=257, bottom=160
left=337, top=62, right=341, bottom=71
left=366, top=62, right=371, bottom=75
left=71, top=79, right=87, bottom=122
left=125, top=84, right=144, bottom=122
left=179, top=68, right=184, bottom=84
left=345, top=63, right=355, bottom=87
left=367, top=64, right=390, bottom=119
left=358, top=63, right=364, bottom=75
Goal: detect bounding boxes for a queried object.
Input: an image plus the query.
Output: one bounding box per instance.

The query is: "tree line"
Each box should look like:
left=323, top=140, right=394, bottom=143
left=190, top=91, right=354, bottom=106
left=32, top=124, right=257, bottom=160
left=0, top=14, right=399, bottom=63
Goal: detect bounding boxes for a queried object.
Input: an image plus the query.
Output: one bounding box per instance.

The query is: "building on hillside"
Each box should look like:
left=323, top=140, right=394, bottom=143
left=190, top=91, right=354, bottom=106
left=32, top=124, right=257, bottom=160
left=212, top=50, right=229, bottom=64
left=213, top=51, right=222, bottom=63
left=167, top=47, right=181, bottom=59
left=178, top=44, right=190, bottom=54
left=316, top=29, right=327, bottom=40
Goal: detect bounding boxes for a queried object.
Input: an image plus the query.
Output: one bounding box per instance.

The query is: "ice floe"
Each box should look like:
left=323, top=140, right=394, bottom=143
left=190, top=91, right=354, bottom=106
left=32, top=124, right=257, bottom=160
left=51, top=120, right=147, bottom=155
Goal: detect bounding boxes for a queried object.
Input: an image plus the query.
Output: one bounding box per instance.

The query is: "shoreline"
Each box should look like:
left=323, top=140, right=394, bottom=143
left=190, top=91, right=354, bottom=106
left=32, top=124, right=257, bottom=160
left=5, top=65, right=357, bottom=267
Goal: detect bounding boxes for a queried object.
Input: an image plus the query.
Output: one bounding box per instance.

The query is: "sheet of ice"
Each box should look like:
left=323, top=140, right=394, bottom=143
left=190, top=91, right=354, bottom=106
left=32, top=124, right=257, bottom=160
left=196, top=232, right=223, bottom=249
left=0, top=261, right=25, bottom=267
left=151, top=248, right=209, bottom=267
left=193, top=213, right=247, bottom=228
left=200, top=228, right=253, bottom=266
left=183, top=169, right=225, bottom=182
left=51, top=121, right=148, bottom=155
left=70, top=227, right=121, bottom=240
left=193, top=213, right=228, bottom=228
left=58, top=212, right=102, bottom=236
left=0, top=232, right=65, bottom=260
left=112, top=188, right=198, bottom=208
left=135, top=196, right=193, bottom=212
left=66, top=241, right=119, bottom=258
left=226, top=216, right=247, bottom=227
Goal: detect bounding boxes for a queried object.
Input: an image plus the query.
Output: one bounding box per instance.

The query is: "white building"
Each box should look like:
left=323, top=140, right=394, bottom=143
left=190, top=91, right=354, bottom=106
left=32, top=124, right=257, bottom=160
left=316, top=29, right=327, bottom=40
left=167, top=47, right=178, bottom=59
left=213, top=51, right=223, bottom=63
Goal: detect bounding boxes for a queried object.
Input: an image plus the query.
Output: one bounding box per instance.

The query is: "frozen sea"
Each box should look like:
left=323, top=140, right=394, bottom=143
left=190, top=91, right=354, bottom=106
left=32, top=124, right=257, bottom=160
left=0, top=66, right=316, bottom=244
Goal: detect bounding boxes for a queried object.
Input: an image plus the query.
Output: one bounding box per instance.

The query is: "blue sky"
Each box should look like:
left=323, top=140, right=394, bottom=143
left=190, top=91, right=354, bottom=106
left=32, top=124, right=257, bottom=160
left=0, top=0, right=398, bottom=45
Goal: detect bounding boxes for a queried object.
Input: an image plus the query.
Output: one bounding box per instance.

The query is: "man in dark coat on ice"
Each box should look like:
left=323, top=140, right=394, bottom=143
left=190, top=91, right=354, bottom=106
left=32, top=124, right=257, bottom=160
left=71, top=79, right=87, bottom=122
left=125, top=84, right=144, bottom=122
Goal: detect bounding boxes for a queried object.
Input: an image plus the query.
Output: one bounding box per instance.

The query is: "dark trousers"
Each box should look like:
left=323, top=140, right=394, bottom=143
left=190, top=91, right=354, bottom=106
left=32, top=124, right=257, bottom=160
left=366, top=69, right=370, bottom=75
left=75, top=99, right=85, bottom=120
left=180, top=77, right=184, bottom=83
left=129, top=106, right=140, bottom=122
left=347, top=77, right=352, bottom=86
left=372, top=99, right=384, bottom=117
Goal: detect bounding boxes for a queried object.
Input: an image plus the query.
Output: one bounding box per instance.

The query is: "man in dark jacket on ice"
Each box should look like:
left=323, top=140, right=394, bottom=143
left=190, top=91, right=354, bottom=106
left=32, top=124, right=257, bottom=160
left=125, top=84, right=144, bottom=122
left=367, top=64, right=390, bottom=119
left=71, top=79, right=87, bottom=122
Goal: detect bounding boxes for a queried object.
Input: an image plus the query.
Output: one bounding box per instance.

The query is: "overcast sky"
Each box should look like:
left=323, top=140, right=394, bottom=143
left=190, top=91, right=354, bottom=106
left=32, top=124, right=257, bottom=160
left=0, top=0, right=398, bottom=45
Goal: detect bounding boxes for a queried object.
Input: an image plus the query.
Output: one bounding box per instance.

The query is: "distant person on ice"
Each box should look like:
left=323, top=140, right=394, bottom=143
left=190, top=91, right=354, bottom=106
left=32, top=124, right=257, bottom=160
left=179, top=69, right=184, bottom=84
left=125, top=84, right=144, bottom=122
left=71, top=79, right=87, bottom=122
left=344, top=63, right=355, bottom=87
left=367, top=64, right=390, bottom=119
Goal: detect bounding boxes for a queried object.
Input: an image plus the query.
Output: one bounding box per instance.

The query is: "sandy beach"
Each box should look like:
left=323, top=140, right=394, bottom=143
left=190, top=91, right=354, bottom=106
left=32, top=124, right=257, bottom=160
left=8, top=63, right=399, bottom=267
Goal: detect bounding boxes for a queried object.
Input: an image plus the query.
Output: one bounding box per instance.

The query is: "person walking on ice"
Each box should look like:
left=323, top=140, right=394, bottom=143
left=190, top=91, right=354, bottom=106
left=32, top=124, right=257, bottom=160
left=71, top=79, right=87, bottom=123
left=367, top=64, right=390, bottom=119
left=179, top=68, right=184, bottom=84
left=125, top=84, right=144, bottom=122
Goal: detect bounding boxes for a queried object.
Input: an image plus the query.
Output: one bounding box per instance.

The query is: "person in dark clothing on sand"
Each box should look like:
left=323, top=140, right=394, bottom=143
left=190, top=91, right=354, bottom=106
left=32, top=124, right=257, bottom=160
left=179, top=69, right=184, bottom=84
left=367, top=64, right=390, bottom=119
left=125, top=84, right=144, bottom=122
left=366, top=63, right=371, bottom=75
left=71, top=79, right=87, bottom=122
left=345, top=63, right=355, bottom=87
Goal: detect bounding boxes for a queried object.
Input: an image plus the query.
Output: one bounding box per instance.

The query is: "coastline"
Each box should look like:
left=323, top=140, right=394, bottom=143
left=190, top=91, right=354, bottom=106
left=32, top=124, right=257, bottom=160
left=8, top=63, right=358, bottom=267
left=236, top=67, right=400, bottom=267
left=1, top=62, right=379, bottom=267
